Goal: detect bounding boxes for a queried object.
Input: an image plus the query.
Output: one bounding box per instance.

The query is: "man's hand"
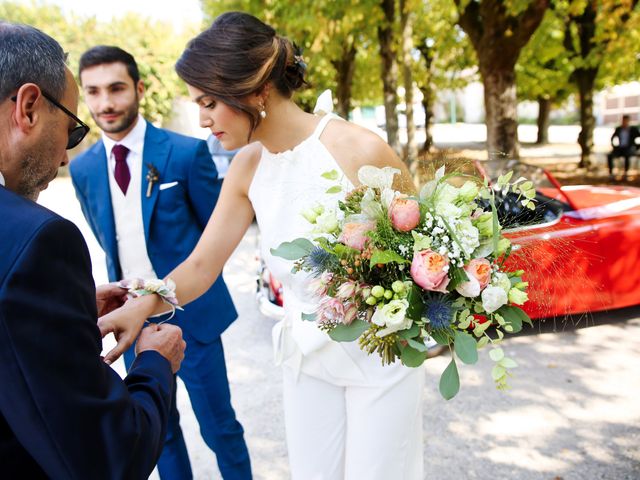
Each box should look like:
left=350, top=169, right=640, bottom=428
left=136, top=324, right=186, bottom=374
left=96, top=283, right=128, bottom=317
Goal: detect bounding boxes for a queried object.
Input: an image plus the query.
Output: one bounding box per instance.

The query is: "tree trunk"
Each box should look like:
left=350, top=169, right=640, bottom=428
left=536, top=97, right=551, bottom=144
left=480, top=65, right=519, bottom=159
left=377, top=0, right=399, bottom=152
left=400, top=0, right=417, bottom=167
left=575, top=68, right=597, bottom=168
left=420, top=85, right=434, bottom=152
left=332, top=41, right=358, bottom=119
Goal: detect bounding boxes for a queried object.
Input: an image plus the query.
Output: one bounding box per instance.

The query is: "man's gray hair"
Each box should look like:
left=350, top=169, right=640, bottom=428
left=0, top=22, right=67, bottom=103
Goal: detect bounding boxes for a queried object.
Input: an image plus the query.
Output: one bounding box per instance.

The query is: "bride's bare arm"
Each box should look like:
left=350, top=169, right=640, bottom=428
left=99, top=143, right=262, bottom=363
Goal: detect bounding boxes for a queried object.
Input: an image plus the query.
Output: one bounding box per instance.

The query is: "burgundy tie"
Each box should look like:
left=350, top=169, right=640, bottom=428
left=112, top=144, right=130, bottom=194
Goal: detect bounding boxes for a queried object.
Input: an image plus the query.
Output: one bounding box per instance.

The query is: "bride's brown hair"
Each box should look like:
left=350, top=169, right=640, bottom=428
left=175, top=12, right=307, bottom=135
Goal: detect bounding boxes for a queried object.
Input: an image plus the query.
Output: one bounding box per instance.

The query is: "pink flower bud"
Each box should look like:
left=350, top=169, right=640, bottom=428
left=465, top=258, right=492, bottom=290
left=410, top=249, right=450, bottom=293
left=388, top=196, right=421, bottom=232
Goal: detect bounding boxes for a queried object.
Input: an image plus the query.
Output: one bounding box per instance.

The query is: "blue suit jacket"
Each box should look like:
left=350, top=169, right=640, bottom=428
left=70, top=122, right=237, bottom=343
left=0, top=186, right=174, bottom=479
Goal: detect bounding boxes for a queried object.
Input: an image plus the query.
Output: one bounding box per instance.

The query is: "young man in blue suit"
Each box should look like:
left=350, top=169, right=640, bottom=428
left=70, top=46, right=251, bottom=480
left=0, top=22, right=186, bottom=479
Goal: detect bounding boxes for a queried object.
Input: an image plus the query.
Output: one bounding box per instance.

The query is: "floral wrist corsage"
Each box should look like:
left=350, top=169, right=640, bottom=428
left=118, top=278, right=184, bottom=321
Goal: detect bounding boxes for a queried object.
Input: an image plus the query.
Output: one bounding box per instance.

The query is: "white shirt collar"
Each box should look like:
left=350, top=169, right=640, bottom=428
left=0, top=171, right=5, bottom=187
left=102, top=114, right=147, bottom=158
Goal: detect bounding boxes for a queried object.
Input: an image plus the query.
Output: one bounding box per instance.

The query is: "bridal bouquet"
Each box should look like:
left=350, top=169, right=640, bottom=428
left=272, top=165, right=534, bottom=399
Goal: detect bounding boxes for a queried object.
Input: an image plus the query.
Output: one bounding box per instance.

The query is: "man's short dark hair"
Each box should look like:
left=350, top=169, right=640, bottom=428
left=622, top=114, right=630, bottom=122
left=79, top=46, right=140, bottom=85
left=0, top=22, right=67, bottom=104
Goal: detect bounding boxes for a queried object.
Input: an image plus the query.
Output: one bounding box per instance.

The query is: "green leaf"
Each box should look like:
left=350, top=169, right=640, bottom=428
left=477, top=336, right=490, bottom=349
left=326, top=186, right=342, bottom=194
left=499, top=357, right=518, bottom=369
left=491, top=365, right=506, bottom=381
left=401, top=345, right=428, bottom=367
left=333, top=243, right=359, bottom=257
left=405, top=284, right=424, bottom=322
left=301, top=312, right=316, bottom=322
left=398, top=323, right=420, bottom=339
left=489, top=348, right=504, bottom=362
left=439, top=358, right=460, bottom=400
left=454, top=330, right=478, bottom=365
left=321, top=169, right=339, bottom=180
left=431, top=328, right=452, bottom=346
left=448, top=267, right=469, bottom=290
left=407, top=338, right=428, bottom=352
left=328, top=319, right=369, bottom=342
left=369, top=249, right=408, bottom=268
left=496, top=305, right=532, bottom=333
left=270, top=238, right=315, bottom=260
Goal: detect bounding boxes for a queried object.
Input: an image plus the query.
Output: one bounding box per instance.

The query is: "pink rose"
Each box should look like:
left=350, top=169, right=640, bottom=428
left=339, top=221, right=376, bottom=251
left=410, top=249, right=450, bottom=293
left=455, top=258, right=492, bottom=298
left=466, top=258, right=491, bottom=290
left=388, top=196, right=421, bottom=232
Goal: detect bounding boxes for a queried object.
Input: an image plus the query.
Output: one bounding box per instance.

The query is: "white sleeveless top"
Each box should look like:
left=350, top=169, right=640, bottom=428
left=248, top=113, right=369, bottom=380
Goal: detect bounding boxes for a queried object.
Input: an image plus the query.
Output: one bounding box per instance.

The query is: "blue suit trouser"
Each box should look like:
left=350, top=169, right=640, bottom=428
left=125, top=331, right=252, bottom=480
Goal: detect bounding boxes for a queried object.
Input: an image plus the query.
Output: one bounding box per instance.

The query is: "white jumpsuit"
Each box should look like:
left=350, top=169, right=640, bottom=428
left=248, top=112, right=425, bottom=480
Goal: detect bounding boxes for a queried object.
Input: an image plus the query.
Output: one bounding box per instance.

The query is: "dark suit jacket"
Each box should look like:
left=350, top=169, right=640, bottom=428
left=0, top=186, right=174, bottom=479
left=611, top=125, right=640, bottom=148
left=70, top=122, right=237, bottom=343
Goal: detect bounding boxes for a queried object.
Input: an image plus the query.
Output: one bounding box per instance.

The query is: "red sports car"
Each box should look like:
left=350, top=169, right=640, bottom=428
left=257, top=162, right=640, bottom=320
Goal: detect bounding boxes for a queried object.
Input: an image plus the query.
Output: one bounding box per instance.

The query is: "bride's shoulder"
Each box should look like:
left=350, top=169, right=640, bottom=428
left=223, top=142, right=263, bottom=191
left=323, top=118, right=397, bottom=165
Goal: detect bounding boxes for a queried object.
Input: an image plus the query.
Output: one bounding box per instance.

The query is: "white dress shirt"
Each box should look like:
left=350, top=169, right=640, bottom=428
left=0, top=171, right=5, bottom=186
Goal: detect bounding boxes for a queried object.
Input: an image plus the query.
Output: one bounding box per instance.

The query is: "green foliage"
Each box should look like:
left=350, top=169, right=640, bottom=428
left=328, top=319, right=370, bottom=341
left=439, top=358, right=460, bottom=400
left=270, top=238, right=315, bottom=260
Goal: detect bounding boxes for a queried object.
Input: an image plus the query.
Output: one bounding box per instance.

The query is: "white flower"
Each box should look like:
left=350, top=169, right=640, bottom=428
left=371, top=299, right=411, bottom=337
left=357, top=165, right=400, bottom=190
left=481, top=285, right=508, bottom=313
left=492, top=272, right=512, bottom=294
left=360, top=189, right=384, bottom=219
left=455, top=275, right=480, bottom=298
left=314, top=209, right=339, bottom=234
left=145, top=279, right=165, bottom=293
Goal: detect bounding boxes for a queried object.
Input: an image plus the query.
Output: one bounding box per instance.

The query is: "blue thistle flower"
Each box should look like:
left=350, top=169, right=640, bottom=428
left=304, top=247, right=337, bottom=277
left=423, top=296, right=453, bottom=329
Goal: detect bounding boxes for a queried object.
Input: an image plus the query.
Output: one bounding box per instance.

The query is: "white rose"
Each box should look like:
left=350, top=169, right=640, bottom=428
left=145, top=279, right=165, bottom=293
left=372, top=299, right=411, bottom=337
left=357, top=165, right=400, bottom=190
left=481, top=285, right=508, bottom=313
left=492, top=272, right=512, bottom=294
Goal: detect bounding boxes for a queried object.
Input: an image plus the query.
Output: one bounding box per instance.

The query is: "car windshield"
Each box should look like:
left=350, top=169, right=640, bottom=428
left=474, top=159, right=572, bottom=230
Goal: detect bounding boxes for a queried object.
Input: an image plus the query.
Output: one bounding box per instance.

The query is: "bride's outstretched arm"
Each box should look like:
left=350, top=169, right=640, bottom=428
left=99, top=145, right=260, bottom=364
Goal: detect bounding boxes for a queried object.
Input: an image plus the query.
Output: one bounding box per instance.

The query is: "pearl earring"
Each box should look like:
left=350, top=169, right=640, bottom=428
left=259, top=106, right=267, bottom=119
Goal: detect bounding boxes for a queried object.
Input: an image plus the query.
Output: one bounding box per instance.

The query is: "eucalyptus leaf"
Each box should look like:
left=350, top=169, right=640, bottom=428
left=326, top=186, right=343, bottom=194
left=477, top=336, right=490, bottom=349
left=328, top=319, right=369, bottom=342
left=489, top=348, right=505, bottom=362
left=439, top=358, right=460, bottom=400
left=454, top=330, right=478, bottom=365
left=499, top=357, right=518, bottom=369
left=430, top=328, right=452, bottom=346
left=491, top=365, right=506, bottom=381
left=401, top=345, right=428, bottom=367
left=270, top=238, right=315, bottom=260
left=407, top=338, right=429, bottom=352
left=398, top=324, right=420, bottom=339
left=301, top=312, right=316, bottom=322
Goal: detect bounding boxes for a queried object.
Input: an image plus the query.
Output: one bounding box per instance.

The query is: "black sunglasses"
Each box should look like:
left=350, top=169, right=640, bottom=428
left=11, top=90, right=90, bottom=150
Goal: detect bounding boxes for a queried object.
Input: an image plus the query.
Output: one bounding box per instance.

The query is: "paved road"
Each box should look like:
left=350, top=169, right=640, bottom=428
left=39, top=178, right=639, bottom=480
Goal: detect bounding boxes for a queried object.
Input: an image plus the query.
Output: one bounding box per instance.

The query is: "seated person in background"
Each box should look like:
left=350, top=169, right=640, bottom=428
left=607, top=114, right=640, bottom=181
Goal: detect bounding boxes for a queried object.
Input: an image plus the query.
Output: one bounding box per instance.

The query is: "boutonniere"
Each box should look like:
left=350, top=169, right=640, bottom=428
left=146, top=163, right=160, bottom=198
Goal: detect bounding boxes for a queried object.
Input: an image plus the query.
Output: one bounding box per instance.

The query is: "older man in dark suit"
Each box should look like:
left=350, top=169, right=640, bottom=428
left=0, top=22, right=185, bottom=479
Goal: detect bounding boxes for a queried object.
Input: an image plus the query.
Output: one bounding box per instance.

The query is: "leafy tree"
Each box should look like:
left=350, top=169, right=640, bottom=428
left=377, top=0, right=400, bottom=152
left=516, top=9, right=573, bottom=144
left=454, top=0, right=550, bottom=159
left=557, top=0, right=639, bottom=166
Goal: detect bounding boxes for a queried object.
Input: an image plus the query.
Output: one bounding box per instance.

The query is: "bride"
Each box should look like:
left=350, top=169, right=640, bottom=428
left=100, top=11, right=425, bottom=479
